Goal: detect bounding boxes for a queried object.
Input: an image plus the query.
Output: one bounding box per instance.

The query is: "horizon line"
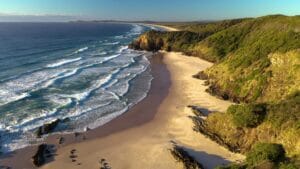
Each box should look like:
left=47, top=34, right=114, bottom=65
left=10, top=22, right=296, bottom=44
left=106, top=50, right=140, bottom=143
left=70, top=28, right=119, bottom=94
left=0, top=13, right=298, bottom=23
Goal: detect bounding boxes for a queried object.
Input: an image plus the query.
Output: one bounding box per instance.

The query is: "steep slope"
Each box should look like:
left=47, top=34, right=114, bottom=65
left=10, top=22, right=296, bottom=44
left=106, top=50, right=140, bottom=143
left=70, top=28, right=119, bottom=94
left=130, top=15, right=300, bottom=166
left=198, top=15, right=300, bottom=102
left=192, top=15, right=300, bottom=165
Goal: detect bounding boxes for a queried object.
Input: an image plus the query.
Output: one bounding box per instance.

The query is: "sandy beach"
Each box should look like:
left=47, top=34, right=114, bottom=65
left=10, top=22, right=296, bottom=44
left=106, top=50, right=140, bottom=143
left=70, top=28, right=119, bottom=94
left=0, top=25, right=245, bottom=169
left=0, top=51, right=244, bottom=169
left=145, top=24, right=179, bottom=32
left=39, top=52, right=243, bottom=169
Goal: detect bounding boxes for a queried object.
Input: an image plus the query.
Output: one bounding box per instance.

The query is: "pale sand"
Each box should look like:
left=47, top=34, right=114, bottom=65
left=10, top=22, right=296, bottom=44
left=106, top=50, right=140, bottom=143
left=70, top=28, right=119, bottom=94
left=42, top=52, right=244, bottom=169
left=145, top=24, right=179, bottom=31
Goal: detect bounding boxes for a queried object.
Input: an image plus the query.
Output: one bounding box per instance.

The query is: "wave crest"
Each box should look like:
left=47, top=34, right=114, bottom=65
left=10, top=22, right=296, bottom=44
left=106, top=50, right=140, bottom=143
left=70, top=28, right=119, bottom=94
left=46, top=57, right=82, bottom=68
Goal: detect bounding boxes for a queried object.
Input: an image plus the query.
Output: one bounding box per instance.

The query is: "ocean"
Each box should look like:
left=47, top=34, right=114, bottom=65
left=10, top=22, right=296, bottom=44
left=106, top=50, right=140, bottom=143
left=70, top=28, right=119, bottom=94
left=0, top=22, right=160, bottom=153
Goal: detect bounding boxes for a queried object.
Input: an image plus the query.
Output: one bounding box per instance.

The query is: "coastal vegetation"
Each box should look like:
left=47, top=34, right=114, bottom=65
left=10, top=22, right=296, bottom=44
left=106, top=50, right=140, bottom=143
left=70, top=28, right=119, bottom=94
left=227, top=104, right=266, bottom=128
left=130, top=14, right=300, bottom=168
left=217, top=143, right=298, bottom=169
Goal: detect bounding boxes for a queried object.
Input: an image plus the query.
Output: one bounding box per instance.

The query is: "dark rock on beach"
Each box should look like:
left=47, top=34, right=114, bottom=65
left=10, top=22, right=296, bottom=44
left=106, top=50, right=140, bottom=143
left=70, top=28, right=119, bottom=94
left=74, top=132, right=81, bottom=137
left=58, top=137, right=65, bottom=144
left=188, top=105, right=210, bottom=117
left=192, top=71, right=208, bottom=80
left=99, top=158, right=112, bottom=169
left=32, top=144, right=56, bottom=167
left=205, top=83, right=243, bottom=103
left=170, top=144, right=204, bottom=169
left=36, top=118, right=71, bottom=137
left=36, top=119, right=61, bottom=137
left=205, top=84, right=230, bottom=101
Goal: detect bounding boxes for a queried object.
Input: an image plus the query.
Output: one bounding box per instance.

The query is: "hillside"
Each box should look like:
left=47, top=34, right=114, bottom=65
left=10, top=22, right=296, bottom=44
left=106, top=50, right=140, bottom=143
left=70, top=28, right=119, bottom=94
left=130, top=15, right=300, bottom=168
left=129, top=19, right=246, bottom=61
left=198, top=15, right=300, bottom=102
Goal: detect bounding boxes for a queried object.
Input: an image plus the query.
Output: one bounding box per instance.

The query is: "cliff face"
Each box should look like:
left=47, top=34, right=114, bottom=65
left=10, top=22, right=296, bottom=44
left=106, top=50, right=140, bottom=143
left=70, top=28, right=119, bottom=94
left=129, top=30, right=206, bottom=56
left=129, top=31, right=164, bottom=51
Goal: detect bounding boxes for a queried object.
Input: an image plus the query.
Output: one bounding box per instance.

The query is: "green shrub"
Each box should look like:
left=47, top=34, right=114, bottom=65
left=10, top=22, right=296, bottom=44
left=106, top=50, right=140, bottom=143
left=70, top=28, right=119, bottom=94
left=227, top=104, right=266, bottom=128
left=246, top=143, right=286, bottom=165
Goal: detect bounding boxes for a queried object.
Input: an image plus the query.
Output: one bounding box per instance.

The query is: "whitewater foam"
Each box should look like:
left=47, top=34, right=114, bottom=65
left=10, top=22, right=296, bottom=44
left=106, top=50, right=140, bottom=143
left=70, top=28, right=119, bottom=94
left=46, top=57, right=82, bottom=68
left=0, top=92, right=30, bottom=106
left=103, top=41, right=120, bottom=45
left=0, top=23, right=153, bottom=154
left=99, top=54, right=121, bottom=64
left=74, top=47, right=89, bottom=54
left=129, top=24, right=143, bottom=35
left=119, top=46, right=128, bottom=53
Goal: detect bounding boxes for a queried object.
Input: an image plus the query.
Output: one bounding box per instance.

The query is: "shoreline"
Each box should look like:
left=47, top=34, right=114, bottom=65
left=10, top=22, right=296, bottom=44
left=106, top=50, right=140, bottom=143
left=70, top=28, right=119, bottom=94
left=0, top=53, right=171, bottom=168
left=0, top=23, right=177, bottom=168
left=0, top=52, right=244, bottom=169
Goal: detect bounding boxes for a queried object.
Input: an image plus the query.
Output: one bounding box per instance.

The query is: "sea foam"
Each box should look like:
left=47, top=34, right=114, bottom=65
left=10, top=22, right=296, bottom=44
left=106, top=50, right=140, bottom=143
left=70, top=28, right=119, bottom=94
left=74, top=47, right=89, bottom=54
left=46, top=57, right=82, bottom=68
left=0, top=23, right=152, bottom=154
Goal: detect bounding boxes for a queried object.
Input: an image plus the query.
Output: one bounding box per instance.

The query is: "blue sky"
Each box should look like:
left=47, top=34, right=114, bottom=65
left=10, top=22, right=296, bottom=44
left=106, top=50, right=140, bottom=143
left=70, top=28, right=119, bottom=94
left=0, top=0, right=299, bottom=21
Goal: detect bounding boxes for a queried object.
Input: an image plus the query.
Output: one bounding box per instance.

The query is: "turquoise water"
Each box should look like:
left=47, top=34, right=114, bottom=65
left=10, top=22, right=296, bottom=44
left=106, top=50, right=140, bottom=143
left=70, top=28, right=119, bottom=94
left=0, top=22, right=159, bottom=153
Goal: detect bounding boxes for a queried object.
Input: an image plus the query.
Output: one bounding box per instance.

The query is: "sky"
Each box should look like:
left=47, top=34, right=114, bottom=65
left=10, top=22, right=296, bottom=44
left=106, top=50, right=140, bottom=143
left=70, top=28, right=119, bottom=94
left=0, top=0, right=299, bottom=22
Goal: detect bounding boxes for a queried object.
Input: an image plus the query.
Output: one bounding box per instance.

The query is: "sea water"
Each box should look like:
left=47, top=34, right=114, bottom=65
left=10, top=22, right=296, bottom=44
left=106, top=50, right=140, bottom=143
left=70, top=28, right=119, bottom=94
left=0, top=22, right=160, bottom=153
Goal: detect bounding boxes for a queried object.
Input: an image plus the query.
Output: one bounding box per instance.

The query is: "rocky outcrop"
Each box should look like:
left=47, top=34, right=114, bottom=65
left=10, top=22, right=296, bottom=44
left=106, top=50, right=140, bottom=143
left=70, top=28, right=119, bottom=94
left=192, top=71, right=208, bottom=80
left=36, top=119, right=61, bottom=137
left=36, top=118, right=70, bottom=137
left=170, top=145, right=204, bottom=169
left=129, top=31, right=164, bottom=51
left=187, top=105, right=210, bottom=117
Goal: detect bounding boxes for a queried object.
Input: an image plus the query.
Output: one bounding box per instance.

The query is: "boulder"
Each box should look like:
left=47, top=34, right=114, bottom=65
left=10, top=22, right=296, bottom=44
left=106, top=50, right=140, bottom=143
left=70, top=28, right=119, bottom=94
left=36, top=119, right=61, bottom=137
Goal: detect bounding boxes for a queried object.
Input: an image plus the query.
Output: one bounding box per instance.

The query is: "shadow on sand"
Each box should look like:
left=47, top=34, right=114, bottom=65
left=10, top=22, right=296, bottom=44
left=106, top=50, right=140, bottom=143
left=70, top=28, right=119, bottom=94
left=183, top=146, right=231, bottom=169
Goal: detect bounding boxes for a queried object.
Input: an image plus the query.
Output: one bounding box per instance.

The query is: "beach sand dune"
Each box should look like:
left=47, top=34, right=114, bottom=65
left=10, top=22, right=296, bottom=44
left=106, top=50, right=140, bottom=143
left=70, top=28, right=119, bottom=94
left=41, top=52, right=244, bottom=169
